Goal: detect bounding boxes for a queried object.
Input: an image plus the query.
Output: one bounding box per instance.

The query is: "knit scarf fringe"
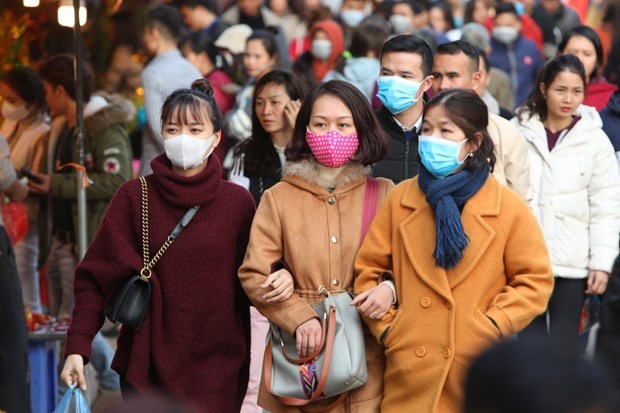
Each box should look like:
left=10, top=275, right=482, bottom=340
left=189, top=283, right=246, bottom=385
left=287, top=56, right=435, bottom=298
left=419, top=165, right=490, bottom=269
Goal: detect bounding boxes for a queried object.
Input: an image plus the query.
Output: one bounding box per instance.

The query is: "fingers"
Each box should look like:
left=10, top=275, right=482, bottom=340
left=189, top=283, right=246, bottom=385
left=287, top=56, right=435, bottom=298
left=295, top=319, right=322, bottom=357
left=586, top=271, right=595, bottom=291
left=260, top=273, right=278, bottom=289
left=350, top=290, right=370, bottom=306
left=261, top=270, right=293, bottom=302
left=263, top=283, right=292, bottom=302
left=355, top=285, right=393, bottom=319
left=586, top=271, right=609, bottom=295
left=60, top=365, right=87, bottom=391
left=297, top=331, right=306, bottom=356
left=60, top=370, right=74, bottom=388
left=77, top=368, right=87, bottom=391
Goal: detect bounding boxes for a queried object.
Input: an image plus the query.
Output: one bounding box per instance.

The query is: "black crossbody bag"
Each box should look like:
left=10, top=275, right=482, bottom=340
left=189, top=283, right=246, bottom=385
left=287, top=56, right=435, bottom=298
left=104, top=176, right=199, bottom=330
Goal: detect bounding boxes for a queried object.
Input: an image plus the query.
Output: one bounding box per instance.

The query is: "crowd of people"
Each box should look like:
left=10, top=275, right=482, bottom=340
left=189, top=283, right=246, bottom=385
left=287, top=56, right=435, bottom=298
left=1, top=0, right=620, bottom=412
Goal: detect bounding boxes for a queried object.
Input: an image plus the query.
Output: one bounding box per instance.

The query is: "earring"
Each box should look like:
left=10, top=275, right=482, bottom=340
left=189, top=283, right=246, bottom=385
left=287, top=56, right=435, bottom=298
left=468, top=152, right=474, bottom=158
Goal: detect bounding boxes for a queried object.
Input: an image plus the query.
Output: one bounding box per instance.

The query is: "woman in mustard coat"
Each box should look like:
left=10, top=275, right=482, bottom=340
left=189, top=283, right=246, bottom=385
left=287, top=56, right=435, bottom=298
left=355, top=89, right=554, bottom=413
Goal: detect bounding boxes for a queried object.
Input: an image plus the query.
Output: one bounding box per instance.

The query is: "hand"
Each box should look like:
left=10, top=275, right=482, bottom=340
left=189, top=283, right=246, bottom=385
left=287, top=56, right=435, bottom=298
left=284, top=99, right=301, bottom=130
left=261, top=269, right=294, bottom=302
left=295, top=318, right=322, bottom=357
left=27, top=172, right=50, bottom=194
left=586, top=270, right=609, bottom=295
left=351, top=284, right=394, bottom=320
left=60, top=354, right=87, bottom=391
left=4, top=179, right=28, bottom=202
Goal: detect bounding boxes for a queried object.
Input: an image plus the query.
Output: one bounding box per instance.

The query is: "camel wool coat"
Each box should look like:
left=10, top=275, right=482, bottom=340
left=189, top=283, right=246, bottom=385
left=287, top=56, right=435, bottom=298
left=238, top=160, right=394, bottom=412
left=355, top=175, right=553, bottom=413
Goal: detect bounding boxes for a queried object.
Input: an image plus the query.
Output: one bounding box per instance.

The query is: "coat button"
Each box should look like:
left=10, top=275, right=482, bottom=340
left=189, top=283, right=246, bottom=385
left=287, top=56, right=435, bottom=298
left=415, top=346, right=426, bottom=357
left=332, top=279, right=339, bottom=286
left=330, top=236, right=338, bottom=244
left=328, top=197, right=336, bottom=205
left=420, top=297, right=431, bottom=308
left=445, top=301, right=452, bottom=309
left=443, top=348, right=452, bottom=359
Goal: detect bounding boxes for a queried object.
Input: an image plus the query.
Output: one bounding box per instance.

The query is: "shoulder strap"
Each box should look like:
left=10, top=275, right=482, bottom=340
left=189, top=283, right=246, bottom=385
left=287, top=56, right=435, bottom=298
left=139, top=176, right=200, bottom=279
left=359, top=176, right=379, bottom=247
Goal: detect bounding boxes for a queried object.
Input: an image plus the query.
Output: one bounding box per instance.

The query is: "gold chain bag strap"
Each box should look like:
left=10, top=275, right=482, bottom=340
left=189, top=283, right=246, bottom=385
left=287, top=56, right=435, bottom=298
left=104, top=176, right=200, bottom=330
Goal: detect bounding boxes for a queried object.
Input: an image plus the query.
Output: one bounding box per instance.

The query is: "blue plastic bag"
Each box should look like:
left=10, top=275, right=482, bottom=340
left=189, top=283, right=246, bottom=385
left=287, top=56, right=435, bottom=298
left=53, top=385, right=91, bottom=413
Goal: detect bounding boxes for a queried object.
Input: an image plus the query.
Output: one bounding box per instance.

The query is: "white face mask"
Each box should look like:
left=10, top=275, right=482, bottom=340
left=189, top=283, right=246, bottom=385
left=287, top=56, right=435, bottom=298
left=1, top=101, right=29, bottom=121
left=492, top=26, right=519, bottom=44
left=340, top=9, right=366, bottom=28
left=164, top=134, right=216, bottom=170
left=389, top=14, right=412, bottom=34
left=311, top=39, right=333, bottom=61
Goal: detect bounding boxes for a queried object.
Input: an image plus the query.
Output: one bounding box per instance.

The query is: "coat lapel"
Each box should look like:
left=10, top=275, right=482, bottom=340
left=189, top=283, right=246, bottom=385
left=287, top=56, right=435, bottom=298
left=399, top=177, right=501, bottom=296
left=399, top=180, right=452, bottom=300
left=447, top=177, right=500, bottom=288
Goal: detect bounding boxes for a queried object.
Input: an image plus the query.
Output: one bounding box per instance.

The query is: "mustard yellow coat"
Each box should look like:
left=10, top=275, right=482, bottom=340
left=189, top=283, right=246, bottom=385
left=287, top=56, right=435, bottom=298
left=355, top=175, right=553, bottom=413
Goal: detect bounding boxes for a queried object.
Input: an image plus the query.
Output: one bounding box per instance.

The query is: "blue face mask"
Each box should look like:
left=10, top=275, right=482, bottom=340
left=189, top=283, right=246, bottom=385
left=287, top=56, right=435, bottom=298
left=514, top=1, right=525, bottom=15
left=376, top=76, right=425, bottom=115
left=418, top=135, right=469, bottom=179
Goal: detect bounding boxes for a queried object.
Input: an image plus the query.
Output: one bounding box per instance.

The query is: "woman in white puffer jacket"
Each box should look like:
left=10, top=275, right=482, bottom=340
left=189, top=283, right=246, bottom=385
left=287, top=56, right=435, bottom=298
left=512, top=55, right=620, bottom=356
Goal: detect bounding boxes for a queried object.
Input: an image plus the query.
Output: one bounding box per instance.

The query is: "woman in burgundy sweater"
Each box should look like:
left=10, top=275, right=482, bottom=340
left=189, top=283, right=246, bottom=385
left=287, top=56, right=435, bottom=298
left=60, top=79, right=256, bottom=412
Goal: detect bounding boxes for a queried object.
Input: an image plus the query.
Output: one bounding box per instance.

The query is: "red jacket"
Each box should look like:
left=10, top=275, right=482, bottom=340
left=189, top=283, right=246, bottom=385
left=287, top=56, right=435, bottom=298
left=65, top=154, right=255, bottom=412
left=585, top=77, right=617, bottom=111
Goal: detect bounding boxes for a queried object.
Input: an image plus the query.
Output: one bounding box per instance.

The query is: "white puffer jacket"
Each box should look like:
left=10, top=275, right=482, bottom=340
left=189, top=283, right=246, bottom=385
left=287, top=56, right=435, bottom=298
left=512, top=105, right=620, bottom=278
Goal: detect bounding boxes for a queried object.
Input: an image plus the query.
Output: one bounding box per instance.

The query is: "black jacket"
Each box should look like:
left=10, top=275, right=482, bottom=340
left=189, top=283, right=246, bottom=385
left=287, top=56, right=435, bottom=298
left=372, top=106, right=420, bottom=184
left=596, top=254, right=620, bottom=390
left=600, top=91, right=620, bottom=153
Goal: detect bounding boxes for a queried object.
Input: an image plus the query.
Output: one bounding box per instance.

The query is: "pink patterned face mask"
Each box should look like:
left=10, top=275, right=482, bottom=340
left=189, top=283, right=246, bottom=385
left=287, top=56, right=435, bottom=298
left=305, top=129, right=359, bottom=168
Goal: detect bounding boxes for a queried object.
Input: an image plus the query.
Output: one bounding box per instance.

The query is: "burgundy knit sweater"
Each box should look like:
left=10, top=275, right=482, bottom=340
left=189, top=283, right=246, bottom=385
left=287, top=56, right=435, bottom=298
left=65, top=154, right=255, bottom=412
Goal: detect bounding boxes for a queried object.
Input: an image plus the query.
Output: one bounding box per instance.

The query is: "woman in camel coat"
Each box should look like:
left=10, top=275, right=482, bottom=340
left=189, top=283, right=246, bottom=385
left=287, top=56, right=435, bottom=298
left=238, top=80, right=394, bottom=412
left=355, top=89, right=554, bottom=412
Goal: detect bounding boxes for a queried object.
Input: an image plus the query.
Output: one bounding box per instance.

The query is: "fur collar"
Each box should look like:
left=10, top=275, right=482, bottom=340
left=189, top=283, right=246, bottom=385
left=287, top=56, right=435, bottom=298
left=282, top=159, right=370, bottom=191
left=84, top=93, right=135, bottom=138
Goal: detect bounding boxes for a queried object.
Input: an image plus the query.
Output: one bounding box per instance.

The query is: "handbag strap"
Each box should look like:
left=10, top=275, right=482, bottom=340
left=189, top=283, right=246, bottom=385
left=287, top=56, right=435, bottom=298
left=139, top=176, right=199, bottom=280
left=359, top=176, right=378, bottom=247
left=263, top=305, right=343, bottom=408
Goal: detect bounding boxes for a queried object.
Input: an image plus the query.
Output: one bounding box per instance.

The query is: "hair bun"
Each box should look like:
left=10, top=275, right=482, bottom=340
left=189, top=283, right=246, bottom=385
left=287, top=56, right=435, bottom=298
left=191, top=78, right=214, bottom=96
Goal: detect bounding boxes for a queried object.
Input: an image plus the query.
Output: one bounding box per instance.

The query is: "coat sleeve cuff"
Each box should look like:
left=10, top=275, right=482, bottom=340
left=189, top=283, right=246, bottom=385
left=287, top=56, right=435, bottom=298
left=64, top=331, right=94, bottom=364
left=364, top=307, right=397, bottom=344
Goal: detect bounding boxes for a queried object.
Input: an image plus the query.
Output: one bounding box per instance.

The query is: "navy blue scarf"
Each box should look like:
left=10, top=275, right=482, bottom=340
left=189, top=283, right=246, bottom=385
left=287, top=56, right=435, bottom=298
left=418, top=164, right=490, bottom=269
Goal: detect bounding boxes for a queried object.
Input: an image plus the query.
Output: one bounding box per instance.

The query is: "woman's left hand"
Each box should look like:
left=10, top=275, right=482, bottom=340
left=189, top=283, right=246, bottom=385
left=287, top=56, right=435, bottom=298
left=284, top=99, right=302, bottom=130
left=586, top=270, right=610, bottom=295
left=261, top=269, right=294, bottom=302
left=351, top=284, right=394, bottom=320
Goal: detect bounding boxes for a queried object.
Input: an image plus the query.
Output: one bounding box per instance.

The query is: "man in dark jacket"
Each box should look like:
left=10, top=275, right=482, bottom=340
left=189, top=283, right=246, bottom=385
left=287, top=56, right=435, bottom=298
left=29, top=54, right=132, bottom=407
left=489, top=3, right=544, bottom=108
left=372, top=34, right=434, bottom=184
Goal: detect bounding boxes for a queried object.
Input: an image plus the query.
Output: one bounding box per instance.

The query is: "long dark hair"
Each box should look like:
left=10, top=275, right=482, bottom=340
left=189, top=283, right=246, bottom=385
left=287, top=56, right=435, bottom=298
left=286, top=80, right=388, bottom=166
left=236, top=70, right=303, bottom=175
left=425, top=89, right=496, bottom=173
left=558, top=25, right=603, bottom=81
left=245, top=29, right=280, bottom=69
left=518, top=55, right=586, bottom=123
